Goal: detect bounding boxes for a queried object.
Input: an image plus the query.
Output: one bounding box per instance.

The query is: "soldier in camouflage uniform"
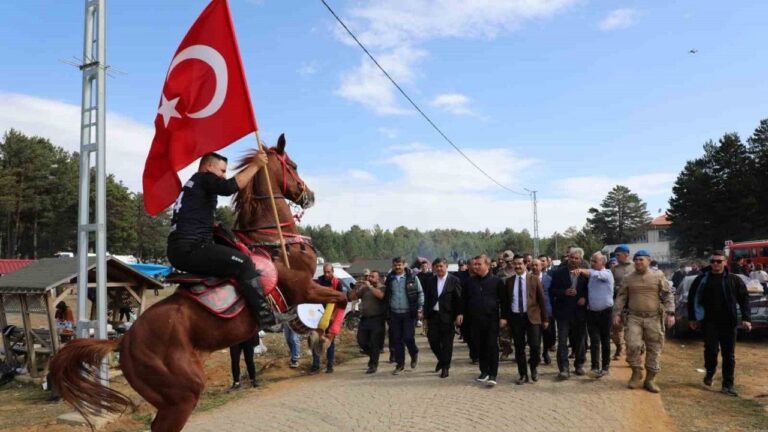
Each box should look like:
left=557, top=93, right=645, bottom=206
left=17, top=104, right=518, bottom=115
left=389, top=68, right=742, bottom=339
left=613, top=250, right=675, bottom=393
left=610, top=245, right=634, bottom=360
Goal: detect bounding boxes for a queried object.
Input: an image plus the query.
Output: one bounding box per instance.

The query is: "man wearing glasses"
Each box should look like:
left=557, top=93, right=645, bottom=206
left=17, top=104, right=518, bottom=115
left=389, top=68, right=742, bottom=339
left=613, top=250, right=675, bottom=393
left=687, top=250, right=752, bottom=396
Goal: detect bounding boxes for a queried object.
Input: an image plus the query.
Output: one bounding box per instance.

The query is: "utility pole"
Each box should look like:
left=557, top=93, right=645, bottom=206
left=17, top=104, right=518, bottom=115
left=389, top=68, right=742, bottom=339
left=525, top=189, right=540, bottom=257
left=76, top=0, right=108, bottom=380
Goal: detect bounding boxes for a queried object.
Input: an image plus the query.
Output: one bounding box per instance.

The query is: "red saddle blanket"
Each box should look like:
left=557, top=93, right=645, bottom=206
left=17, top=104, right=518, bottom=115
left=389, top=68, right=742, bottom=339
left=172, top=247, right=284, bottom=319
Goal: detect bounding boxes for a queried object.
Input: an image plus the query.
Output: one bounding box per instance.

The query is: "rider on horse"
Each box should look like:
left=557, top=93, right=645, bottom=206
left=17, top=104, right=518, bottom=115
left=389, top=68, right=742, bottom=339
left=166, top=150, right=277, bottom=326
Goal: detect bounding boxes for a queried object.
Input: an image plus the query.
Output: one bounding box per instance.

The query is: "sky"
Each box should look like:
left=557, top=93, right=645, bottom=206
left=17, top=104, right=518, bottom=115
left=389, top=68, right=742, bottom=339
left=1, top=0, right=767, bottom=235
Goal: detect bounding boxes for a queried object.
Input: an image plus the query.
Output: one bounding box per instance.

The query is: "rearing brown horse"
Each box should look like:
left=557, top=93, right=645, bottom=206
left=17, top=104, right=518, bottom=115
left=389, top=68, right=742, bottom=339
left=50, top=134, right=346, bottom=432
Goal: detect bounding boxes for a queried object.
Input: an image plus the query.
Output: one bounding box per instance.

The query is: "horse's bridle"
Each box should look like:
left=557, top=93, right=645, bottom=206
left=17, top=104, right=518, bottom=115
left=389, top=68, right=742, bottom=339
left=267, top=148, right=311, bottom=208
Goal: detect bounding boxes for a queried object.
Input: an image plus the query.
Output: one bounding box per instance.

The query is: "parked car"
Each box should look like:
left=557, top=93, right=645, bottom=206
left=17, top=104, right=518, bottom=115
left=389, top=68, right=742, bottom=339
left=672, top=274, right=768, bottom=337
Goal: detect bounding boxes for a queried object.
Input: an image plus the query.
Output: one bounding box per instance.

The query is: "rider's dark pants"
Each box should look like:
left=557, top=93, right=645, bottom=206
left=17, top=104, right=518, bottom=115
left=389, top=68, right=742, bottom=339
left=167, top=240, right=258, bottom=282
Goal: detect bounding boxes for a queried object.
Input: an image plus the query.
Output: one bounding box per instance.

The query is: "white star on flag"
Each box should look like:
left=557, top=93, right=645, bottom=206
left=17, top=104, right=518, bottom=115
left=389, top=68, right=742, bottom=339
left=157, top=95, right=181, bottom=128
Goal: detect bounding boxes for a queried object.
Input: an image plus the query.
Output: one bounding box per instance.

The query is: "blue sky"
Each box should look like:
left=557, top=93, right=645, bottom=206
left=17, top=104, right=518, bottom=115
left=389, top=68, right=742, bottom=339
left=2, top=1, right=767, bottom=235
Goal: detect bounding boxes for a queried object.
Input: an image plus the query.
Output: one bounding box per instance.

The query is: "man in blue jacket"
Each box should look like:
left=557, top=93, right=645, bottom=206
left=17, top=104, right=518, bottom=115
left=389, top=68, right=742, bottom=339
left=549, top=247, right=589, bottom=380
left=687, top=250, right=752, bottom=396
left=384, top=257, right=424, bottom=375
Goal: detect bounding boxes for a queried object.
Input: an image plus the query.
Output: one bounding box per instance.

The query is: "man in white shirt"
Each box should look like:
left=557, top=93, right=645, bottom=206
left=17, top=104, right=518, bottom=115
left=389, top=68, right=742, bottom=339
left=500, top=257, right=549, bottom=384
left=423, top=258, right=463, bottom=378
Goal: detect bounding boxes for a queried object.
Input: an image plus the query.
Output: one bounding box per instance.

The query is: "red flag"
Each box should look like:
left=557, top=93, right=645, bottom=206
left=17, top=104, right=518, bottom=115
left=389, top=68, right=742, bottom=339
left=143, top=0, right=256, bottom=215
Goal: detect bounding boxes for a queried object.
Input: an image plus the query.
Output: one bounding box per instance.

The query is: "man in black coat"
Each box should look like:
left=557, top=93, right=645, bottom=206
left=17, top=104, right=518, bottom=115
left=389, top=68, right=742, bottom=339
left=687, top=250, right=752, bottom=396
left=549, top=247, right=589, bottom=380
left=456, top=255, right=504, bottom=387
left=424, top=258, right=462, bottom=378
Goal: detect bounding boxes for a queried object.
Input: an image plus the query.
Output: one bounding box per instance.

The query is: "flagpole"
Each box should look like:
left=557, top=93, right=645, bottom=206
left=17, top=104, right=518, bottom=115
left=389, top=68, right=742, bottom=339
left=253, top=130, right=291, bottom=269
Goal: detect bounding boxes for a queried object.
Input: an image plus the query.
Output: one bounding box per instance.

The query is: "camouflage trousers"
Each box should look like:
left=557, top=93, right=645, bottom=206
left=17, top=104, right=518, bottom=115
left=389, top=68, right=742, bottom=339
left=611, top=321, right=624, bottom=348
left=624, top=313, right=664, bottom=373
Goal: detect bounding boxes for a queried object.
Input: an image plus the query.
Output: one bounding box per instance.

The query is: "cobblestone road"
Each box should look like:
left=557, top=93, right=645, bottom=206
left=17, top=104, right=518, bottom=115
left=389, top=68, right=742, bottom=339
left=186, top=335, right=673, bottom=432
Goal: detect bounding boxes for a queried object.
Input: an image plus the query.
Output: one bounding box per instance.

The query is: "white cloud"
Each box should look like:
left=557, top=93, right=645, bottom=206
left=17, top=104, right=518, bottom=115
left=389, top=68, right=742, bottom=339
left=336, top=46, right=425, bottom=115
left=345, top=0, right=580, bottom=49
left=0, top=92, right=197, bottom=193
left=431, top=93, right=474, bottom=115
left=333, top=0, right=578, bottom=114
left=555, top=173, right=675, bottom=198
left=295, top=153, right=675, bottom=234
left=387, top=146, right=534, bottom=193
left=385, top=142, right=432, bottom=152
left=297, top=61, right=319, bottom=76
left=598, top=8, right=638, bottom=31
left=377, top=127, right=398, bottom=139
left=298, top=145, right=561, bottom=232
left=348, top=169, right=376, bottom=182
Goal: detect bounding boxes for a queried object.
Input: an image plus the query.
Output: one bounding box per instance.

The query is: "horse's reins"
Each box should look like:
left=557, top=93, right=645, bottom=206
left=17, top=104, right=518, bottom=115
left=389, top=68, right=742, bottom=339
left=237, top=149, right=309, bottom=237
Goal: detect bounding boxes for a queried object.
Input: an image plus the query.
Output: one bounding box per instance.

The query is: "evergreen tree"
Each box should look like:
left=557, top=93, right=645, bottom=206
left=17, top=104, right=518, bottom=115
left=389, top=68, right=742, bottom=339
left=586, top=185, right=650, bottom=245
left=747, top=119, right=768, bottom=238
left=668, top=132, right=756, bottom=256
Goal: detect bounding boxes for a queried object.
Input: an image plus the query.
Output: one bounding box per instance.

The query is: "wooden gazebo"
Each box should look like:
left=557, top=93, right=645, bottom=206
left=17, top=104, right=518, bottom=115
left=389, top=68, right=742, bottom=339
left=0, top=256, right=164, bottom=377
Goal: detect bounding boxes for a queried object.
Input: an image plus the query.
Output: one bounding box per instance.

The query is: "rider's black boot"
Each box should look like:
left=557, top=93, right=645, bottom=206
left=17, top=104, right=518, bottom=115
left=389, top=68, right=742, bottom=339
left=239, top=275, right=278, bottom=327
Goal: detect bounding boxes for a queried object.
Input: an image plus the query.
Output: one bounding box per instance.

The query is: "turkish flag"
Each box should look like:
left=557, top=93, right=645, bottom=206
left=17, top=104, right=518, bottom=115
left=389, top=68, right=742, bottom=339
left=143, top=0, right=257, bottom=215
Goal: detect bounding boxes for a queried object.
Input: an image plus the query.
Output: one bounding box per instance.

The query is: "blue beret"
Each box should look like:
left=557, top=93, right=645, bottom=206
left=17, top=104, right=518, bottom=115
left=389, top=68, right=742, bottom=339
left=614, top=245, right=630, bottom=254
left=634, top=249, right=651, bottom=259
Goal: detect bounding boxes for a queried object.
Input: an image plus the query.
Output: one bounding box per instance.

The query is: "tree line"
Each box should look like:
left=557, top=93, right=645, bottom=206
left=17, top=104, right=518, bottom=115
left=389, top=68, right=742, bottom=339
left=668, top=118, right=768, bottom=257
left=0, top=129, right=171, bottom=261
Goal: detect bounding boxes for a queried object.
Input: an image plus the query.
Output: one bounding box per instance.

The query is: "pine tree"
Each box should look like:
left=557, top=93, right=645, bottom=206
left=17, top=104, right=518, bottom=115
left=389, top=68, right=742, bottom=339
left=747, top=119, right=768, bottom=238
left=586, top=185, right=651, bottom=245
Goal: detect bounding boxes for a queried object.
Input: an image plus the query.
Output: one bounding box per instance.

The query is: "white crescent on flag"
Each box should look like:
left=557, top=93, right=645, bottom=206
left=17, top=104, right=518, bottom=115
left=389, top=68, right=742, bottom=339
left=157, top=44, right=229, bottom=127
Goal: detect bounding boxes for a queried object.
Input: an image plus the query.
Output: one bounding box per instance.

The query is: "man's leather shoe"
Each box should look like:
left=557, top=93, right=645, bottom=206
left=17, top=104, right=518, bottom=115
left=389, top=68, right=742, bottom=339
left=574, top=367, right=586, bottom=376
left=543, top=353, right=551, bottom=365
left=365, top=366, right=377, bottom=374
left=410, top=353, right=419, bottom=369
left=440, top=368, right=449, bottom=378
left=392, top=364, right=405, bottom=375
left=704, top=372, right=714, bottom=387
left=516, top=375, right=529, bottom=385
left=531, top=369, right=538, bottom=382
left=721, top=386, right=738, bottom=397
left=557, top=370, right=570, bottom=381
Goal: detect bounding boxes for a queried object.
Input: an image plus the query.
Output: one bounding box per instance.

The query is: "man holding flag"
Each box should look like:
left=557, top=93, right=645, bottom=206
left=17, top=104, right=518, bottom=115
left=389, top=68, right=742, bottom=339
left=142, top=0, right=279, bottom=325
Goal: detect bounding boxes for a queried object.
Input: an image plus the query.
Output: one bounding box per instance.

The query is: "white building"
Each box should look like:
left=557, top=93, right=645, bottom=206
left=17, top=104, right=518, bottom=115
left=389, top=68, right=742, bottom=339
left=603, top=215, right=673, bottom=263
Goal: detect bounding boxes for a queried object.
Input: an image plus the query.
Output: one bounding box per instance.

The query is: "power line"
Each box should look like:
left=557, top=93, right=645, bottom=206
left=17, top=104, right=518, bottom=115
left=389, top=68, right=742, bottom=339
left=320, top=0, right=529, bottom=197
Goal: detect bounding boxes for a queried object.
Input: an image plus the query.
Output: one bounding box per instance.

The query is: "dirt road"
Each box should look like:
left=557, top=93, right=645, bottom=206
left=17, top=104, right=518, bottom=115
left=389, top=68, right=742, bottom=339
left=185, top=336, right=674, bottom=432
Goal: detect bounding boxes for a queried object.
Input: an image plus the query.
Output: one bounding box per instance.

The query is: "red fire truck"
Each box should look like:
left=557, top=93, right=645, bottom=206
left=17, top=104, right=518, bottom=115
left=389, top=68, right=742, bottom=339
left=724, top=239, right=768, bottom=270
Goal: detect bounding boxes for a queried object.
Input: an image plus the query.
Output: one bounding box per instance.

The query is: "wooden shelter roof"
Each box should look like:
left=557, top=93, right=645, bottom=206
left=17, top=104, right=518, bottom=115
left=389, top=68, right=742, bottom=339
left=0, top=257, right=163, bottom=295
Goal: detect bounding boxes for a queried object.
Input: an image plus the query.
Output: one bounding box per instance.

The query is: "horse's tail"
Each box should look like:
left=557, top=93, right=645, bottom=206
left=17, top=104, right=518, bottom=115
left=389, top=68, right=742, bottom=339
left=49, top=337, right=135, bottom=426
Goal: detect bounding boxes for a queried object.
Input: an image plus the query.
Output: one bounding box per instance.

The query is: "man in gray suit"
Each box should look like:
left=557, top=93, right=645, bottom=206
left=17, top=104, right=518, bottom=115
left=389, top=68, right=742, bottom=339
left=424, top=257, right=463, bottom=378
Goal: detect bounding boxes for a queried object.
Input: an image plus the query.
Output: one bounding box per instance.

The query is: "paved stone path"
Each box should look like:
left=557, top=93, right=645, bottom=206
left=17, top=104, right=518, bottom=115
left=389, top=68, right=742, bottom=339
left=186, top=335, right=673, bottom=432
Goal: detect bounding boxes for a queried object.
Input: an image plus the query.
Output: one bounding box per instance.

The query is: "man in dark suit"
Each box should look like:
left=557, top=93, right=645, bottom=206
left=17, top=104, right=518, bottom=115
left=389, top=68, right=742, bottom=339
left=550, top=247, right=589, bottom=380
left=456, top=255, right=504, bottom=387
left=424, top=257, right=462, bottom=378
left=500, top=256, right=549, bottom=384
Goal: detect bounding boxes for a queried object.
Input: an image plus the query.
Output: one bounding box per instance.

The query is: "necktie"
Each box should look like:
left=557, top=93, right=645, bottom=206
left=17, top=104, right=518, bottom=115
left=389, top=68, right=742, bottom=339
left=517, top=275, right=524, bottom=313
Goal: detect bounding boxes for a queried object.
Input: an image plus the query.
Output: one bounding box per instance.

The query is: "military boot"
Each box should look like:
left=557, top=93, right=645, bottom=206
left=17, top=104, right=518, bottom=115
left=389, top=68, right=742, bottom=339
left=628, top=367, right=644, bottom=389
left=644, top=371, right=660, bottom=393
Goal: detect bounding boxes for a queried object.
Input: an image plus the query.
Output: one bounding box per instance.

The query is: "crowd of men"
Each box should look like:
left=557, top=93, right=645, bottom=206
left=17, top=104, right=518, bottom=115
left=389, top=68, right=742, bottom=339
left=339, top=247, right=752, bottom=396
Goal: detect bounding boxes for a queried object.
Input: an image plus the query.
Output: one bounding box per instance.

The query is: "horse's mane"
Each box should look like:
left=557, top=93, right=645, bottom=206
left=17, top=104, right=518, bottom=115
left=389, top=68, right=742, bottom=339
left=232, top=146, right=275, bottom=228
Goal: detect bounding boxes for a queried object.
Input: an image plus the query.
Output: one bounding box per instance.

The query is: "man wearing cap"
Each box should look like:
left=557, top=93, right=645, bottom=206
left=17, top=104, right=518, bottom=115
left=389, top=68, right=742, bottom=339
left=495, top=250, right=517, bottom=360
left=614, top=250, right=675, bottom=393
left=610, top=245, right=634, bottom=360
